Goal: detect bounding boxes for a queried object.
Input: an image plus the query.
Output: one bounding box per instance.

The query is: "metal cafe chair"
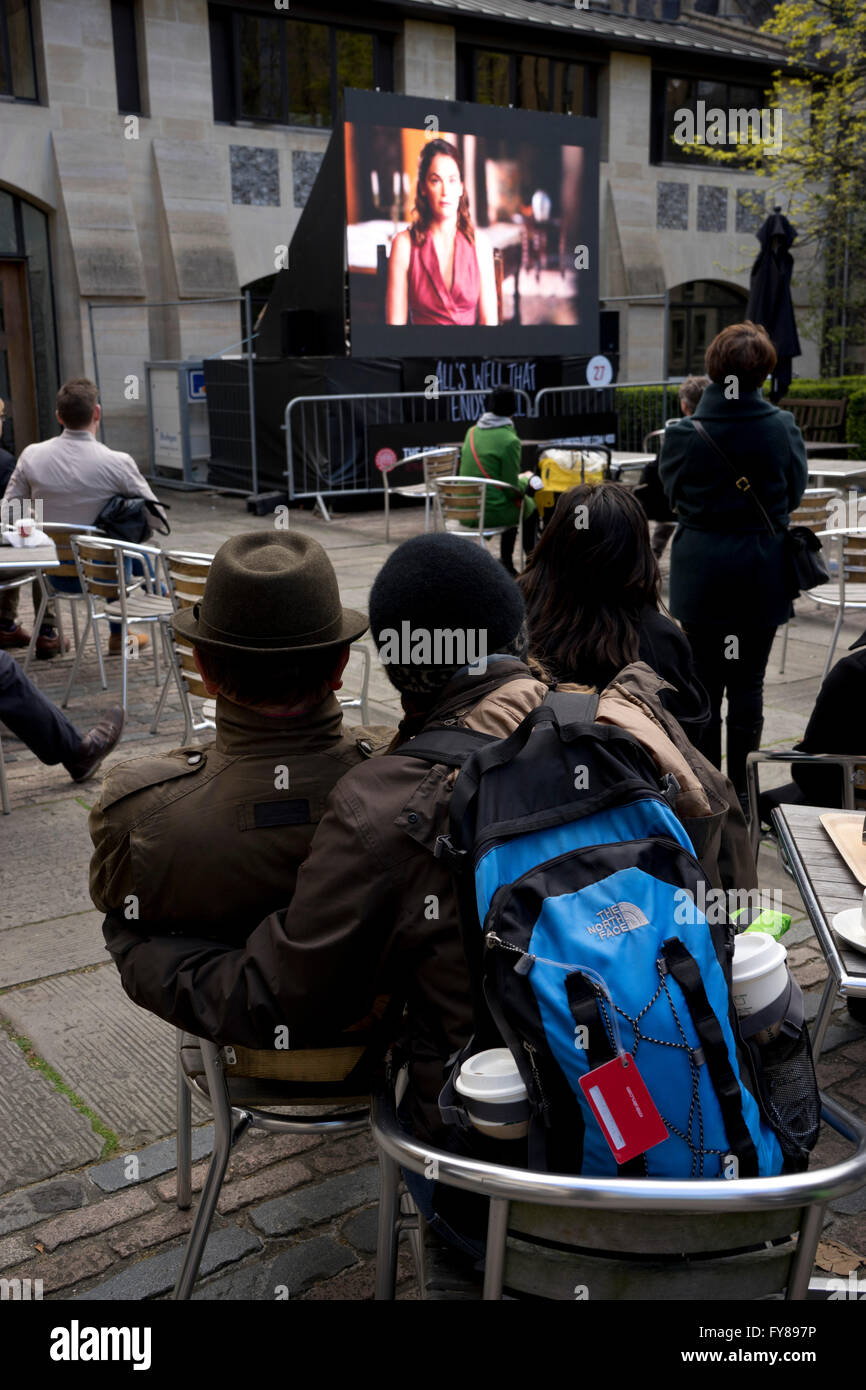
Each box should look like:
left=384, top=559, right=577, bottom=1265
left=20, top=522, right=107, bottom=699
left=746, top=749, right=866, bottom=860
left=777, top=490, right=843, bottom=674
left=69, top=536, right=173, bottom=711
left=373, top=1075, right=866, bottom=1301
left=381, top=447, right=460, bottom=542
left=431, top=475, right=526, bottom=562
left=813, top=526, right=866, bottom=680
left=172, top=1031, right=375, bottom=1300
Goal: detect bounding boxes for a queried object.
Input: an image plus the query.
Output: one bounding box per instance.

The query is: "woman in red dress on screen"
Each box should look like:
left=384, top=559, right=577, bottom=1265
left=386, top=139, right=498, bottom=326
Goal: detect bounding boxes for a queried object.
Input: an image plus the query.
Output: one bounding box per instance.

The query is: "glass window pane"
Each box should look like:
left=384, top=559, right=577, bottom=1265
left=664, top=76, right=693, bottom=162
left=238, top=14, right=283, bottom=122
left=336, top=29, right=373, bottom=112
left=553, top=61, right=583, bottom=115
left=111, top=0, right=142, bottom=114
left=519, top=56, right=549, bottom=112
left=286, top=20, right=330, bottom=126
left=21, top=201, right=58, bottom=440
left=475, top=51, right=510, bottom=108
left=8, top=0, right=36, bottom=100
left=0, top=191, right=17, bottom=254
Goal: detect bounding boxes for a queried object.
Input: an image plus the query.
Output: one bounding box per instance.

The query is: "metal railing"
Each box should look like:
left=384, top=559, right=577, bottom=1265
left=535, top=379, right=681, bottom=453
left=284, top=388, right=534, bottom=508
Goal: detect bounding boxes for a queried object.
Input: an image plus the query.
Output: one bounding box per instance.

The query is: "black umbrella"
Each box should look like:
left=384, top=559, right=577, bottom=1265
left=746, top=207, right=802, bottom=403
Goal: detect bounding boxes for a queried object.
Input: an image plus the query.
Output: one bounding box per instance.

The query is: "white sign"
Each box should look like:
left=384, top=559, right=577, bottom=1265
left=586, top=356, right=614, bottom=387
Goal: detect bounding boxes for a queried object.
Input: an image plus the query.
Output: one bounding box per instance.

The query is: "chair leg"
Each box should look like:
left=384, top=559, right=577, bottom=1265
left=811, top=976, right=838, bottom=1059
left=0, top=733, right=9, bottom=815
left=823, top=607, right=846, bottom=681
left=151, top=621, right=161, bottom=688
left=121, top=622, right=129, bottom=712
left=70, top=601, right=80, bottom=653
left=92, top=613, right=107, bottom=690
left=22, top=590, right=47, bottom=674
left=778, top=620, right=789, bottom=675
left=176, top=1033, right=192, bottom=1212
left=787, top=1202, right=826, bottom=1300
left=150, top=625, right=175, bottom=735
left=61, top=612, right=92, bottom=707
left=374, top=1150, right=402, bottom=1301
left=54, top=601, right=66, bottom=657
left=482, top=1197, right=510, bottom=1300
left=173, top=1042, right=238, bottom=1300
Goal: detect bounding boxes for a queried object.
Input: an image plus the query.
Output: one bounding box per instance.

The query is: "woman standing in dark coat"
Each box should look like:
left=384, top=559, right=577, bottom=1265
left=659, top=321, right=807, bottom=810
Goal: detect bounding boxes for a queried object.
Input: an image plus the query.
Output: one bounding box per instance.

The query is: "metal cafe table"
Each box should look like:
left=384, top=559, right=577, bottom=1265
left=772, top=803, right=866, bottom=1056
left=0, top=542, right=60, bottom=576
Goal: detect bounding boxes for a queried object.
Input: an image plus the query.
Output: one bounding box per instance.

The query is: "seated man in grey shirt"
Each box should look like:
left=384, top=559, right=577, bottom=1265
left=0, top=378, right=163, bottom=658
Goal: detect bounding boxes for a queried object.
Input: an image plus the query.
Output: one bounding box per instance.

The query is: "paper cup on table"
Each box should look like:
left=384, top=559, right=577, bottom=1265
left=455, top=1048, right=530, bottom=1139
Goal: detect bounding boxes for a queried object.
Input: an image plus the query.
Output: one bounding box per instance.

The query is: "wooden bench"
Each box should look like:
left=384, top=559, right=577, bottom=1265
left=779, top=397, right=848, bottom=443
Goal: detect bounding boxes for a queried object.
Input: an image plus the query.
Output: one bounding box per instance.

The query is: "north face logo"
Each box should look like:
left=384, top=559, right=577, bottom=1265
left=587, top=902, right=649, bottom=939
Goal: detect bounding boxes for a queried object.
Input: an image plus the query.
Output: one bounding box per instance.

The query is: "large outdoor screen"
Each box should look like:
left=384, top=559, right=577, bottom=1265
left=344, top=90, right=599, bottom=358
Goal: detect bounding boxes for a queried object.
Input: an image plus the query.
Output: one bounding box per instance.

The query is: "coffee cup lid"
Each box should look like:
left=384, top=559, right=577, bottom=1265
left=455, top=1048, right=527, bottom=1103
left=732, top=931, right=787, bottom=984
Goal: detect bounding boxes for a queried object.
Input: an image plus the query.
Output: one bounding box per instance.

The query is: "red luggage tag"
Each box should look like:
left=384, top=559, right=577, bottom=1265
left=578, top=1053, right=669, bottom=1164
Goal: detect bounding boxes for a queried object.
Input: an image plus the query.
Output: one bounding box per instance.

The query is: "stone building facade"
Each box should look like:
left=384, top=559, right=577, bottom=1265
left=0, top=0, right=817, bottom=464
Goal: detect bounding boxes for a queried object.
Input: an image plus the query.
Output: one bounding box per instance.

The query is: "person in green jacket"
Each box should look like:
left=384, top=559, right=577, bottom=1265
left=459, top=387, right=537, bottom=575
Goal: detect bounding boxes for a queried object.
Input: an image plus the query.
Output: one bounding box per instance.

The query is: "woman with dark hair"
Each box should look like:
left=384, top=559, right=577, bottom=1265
left=658, top=320, right=807, bottom=812
left=386, top=138, right=498, bottom=326
left=519, top=480, right=710, bottom=738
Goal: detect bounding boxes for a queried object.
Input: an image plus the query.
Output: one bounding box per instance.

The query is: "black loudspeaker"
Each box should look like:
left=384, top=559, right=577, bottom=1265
left=280, top=310, right=329, bottom=357
left=600, top=310, right=620, bottom=356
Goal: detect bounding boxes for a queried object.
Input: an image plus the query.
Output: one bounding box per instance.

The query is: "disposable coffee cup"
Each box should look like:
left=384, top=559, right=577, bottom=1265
left=455, top=1048, right=530, bottom=1140
left=16, top=517, right=34, bottom=540
left=732, top=931, right=789, bottom=1044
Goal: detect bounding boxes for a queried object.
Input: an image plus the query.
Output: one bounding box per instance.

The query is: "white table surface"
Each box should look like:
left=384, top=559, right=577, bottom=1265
left=0, top=544, right=59, bottom=573
left=807, top=459, right=866, bottom=480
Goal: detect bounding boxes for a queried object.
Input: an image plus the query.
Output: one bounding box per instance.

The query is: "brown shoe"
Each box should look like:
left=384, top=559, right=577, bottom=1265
left=63, top=706, right=125, bottom=782
left=36, top=627, right=71, bottom=660
left=0, top=622, right=31, bottom=648
left=108, top=631, right=150, bottom=655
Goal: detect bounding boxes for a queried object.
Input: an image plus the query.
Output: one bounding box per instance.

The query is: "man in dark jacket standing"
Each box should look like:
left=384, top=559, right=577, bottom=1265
left=659, top=321, right=807, bottom=812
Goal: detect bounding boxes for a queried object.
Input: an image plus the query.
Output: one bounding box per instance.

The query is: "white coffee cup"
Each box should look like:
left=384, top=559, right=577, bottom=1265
left=732, top=932, right=789, bottom=1043
left=455, top=1048, right=530, bottom=1139
left=16, top=517, right=34, bottom=540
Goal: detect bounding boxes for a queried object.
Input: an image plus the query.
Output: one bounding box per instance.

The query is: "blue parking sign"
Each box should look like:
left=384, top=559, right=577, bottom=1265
left=186, top=368, right=206, bottom=403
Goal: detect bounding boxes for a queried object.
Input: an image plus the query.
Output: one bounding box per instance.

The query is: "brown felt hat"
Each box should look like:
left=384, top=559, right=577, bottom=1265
left=171, top=531, right=367, bottom=655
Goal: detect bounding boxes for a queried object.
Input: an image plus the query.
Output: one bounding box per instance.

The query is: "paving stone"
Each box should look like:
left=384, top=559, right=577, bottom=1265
left=822, top=1022, right=864, bottom=1054
left=0, top=1030, right=102, bottom=1194
left=24, top=1243, right=116, bottom=1295
left=108, top=1205, right=195, bottom=1258
left=0, top=910, right=108, bottom=988
left=310, top=1132, right=377, bottom=1174
left=76, top=1225, right=260, bottom=1300
left=0, top=1194, right=37, bottom=1238
left=341, top=1206, right=378, bottom=1254
left=192, top=1236, right=355, bottom=1301
left=89, top=1125, right=214, bottom=1192
left=34, top=1186, right=155, bottom=1251
left=154, top=1132, right=318, bottom=1201
left=830, top=1185, right=866, bottom=1216
left=796, top=961, right=829, bottom=988
left=816, top=1057, right=859, bottom=1088
left=821, top=1214, right=866, bottom=1259
left=216, top=1158, right=312, bottom=1213
left=0, top=1233, right=33, bottom=1271
left=789, top=945, right=821, bottom=968
left=28, top=1179, right=86, bottom=1215
left=250, top=1165, right=379, bottom=1237
left=300, top=1259, right=376, bottom=1300
left=0, top=966, right=208, bottom=1145
left=0, top=799, right=96, bottom=929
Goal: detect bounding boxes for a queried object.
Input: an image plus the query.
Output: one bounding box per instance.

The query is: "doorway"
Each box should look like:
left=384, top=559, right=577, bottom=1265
left=667, top=280, right=748, bottom=378
left=0, top=260, right=38, bottom=454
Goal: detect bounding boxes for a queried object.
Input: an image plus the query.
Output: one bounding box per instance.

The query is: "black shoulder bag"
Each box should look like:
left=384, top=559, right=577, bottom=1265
left=94, top=496, right=171, bottom=544
left=691, top=419, right=828, bottom=600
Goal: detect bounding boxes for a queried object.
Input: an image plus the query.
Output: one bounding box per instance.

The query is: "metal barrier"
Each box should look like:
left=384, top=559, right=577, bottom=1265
left=535, top=380, right=680, bottom=452
left=284, top=388, right=534, bottom=510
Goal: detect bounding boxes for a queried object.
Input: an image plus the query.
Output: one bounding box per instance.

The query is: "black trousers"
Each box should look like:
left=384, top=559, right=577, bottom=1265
left=681, top=622, right=776, bottom=768
left=500, top=511, right=539, bottom=569
left=0, top=651, right=82, bottom=766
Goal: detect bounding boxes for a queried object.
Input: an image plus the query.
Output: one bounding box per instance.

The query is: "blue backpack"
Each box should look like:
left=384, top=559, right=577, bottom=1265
left=402, top=690, right=799, bottom=1179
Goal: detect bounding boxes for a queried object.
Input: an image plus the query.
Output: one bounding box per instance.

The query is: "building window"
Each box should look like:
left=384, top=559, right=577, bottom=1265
left=0, top=189, right=59, bottom=447
left=651, top=72, right=769, bottom=166
left=111, top=0, right=144, bottom=116
left=0, top=0, right=37, bottom=101
left=667, top=280, right=747, bottom=377
left=209, top=4, right=393, bottom=128
left=457, top=44, right=596, bottom=116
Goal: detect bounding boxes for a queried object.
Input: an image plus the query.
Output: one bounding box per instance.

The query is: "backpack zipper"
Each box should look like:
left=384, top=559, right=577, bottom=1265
left=522, top=1040, right=549, bottom=1112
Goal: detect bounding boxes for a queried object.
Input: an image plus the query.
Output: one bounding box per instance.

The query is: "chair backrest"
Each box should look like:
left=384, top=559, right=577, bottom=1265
left=424, top=449, right=460, bottom=486
left=42, top=521, right=102, bottom=583
left=780, top=397, right=847, bottom=443
left=162, top=551, right=214, bottom=701
left=72, top=535, right=124, bottom=606
left=791, top=488, right=842, bottom=533
left=433, top=475, right=517, bottom=530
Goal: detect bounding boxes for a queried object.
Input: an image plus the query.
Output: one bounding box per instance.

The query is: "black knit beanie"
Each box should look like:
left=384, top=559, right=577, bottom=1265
left=369, top=533, right=527, bottom=694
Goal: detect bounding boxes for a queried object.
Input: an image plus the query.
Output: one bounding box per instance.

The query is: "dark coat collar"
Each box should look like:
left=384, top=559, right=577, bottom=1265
left=215, top=692, right=347, bottom=755
left=691, top=381, right=779, bottom=420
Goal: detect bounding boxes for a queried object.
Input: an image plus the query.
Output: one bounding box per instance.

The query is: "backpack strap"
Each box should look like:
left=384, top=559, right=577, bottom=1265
left=661, top=938, right=760, bottom=1177
left=565, top=973, right=647, bottom=1177
left=395, top=727, right=496, bottom=768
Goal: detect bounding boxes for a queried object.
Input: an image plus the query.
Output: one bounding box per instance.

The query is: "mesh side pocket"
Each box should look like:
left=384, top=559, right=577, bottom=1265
left=749, top=1025, right=821, bottom=1164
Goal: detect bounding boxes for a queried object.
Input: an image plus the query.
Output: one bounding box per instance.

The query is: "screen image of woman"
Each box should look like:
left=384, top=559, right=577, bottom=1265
left=386, top=139, right=498, bottom=327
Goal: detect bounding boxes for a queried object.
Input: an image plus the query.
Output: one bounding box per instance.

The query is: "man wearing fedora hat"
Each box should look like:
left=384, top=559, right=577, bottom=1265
left=89, top=531, right=391, bottom=941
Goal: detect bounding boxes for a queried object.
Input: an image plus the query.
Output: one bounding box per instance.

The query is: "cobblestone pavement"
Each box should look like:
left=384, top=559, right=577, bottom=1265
left=1, top=492, right=866, bottom=1300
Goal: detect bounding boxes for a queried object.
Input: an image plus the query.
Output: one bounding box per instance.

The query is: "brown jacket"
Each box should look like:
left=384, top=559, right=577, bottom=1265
left=89, top=693, right=392, bottom=941
left=103, top=659, right=753, bottom=1145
